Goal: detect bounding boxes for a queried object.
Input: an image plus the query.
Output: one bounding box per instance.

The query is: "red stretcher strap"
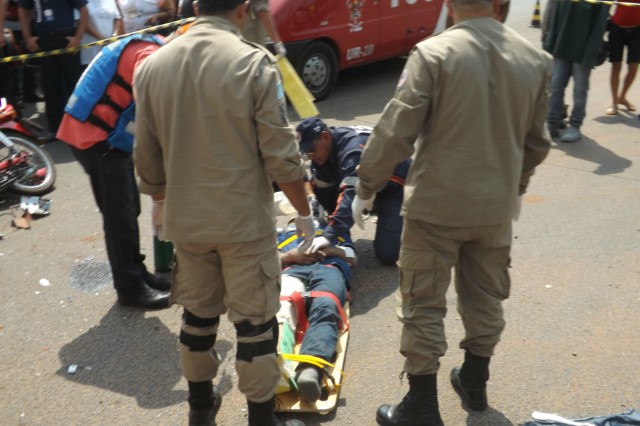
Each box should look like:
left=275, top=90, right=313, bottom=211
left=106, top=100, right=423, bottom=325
left=279, top=290, right=349, bottom=345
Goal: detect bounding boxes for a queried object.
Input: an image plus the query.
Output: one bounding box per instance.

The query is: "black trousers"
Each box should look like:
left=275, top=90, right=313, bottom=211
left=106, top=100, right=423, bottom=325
left=37, top=31, right=82, bottom=133
left=71, top=141, right=147, bottom=292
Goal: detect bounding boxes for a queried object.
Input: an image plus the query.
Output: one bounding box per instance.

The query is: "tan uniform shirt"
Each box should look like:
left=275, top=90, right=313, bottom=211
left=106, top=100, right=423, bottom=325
left=356, top=18, right=552, bottom=227
left=242, top=0, right=269, bottom=45
left=134, top=16, right=304, bottom=243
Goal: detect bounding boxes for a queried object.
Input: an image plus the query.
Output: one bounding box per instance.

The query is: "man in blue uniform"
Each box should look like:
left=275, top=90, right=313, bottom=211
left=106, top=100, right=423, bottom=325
left=18, top=0, right=88, bottom=142
left=296, top=117, right=410, bottom=265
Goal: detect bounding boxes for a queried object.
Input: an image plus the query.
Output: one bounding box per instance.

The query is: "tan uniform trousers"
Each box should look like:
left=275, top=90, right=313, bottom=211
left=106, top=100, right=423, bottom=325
left=397, top=218, right=512, bottom=376
left=171, top=232, right=281, bottom=403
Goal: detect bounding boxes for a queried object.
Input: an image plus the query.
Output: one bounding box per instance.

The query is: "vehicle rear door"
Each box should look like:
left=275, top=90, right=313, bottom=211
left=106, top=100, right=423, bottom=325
left=405, top=0, right=446, bottom=50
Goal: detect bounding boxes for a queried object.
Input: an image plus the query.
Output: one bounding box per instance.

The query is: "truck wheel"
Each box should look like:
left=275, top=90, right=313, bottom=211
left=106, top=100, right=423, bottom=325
left=296, top=41, right=338, bottom=101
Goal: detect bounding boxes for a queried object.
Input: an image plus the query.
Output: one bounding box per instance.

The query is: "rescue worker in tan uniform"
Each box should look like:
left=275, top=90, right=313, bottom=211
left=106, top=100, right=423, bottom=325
left=242, top=0, right=287, bottom=57
left=133, top=0, right=312, bottom=425
left=352, top=0, right=552, bottom=424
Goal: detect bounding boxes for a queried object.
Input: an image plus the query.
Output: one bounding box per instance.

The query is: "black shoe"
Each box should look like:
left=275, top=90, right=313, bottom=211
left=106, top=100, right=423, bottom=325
left=450, top=367, right=487, bottom=411
left=142, top=269, right=171, bottom=291
left=38, top=131, right=57, bottom=145
left=247, top=398, right=305, bottom=426
left=189, top=385, right=222, bottom=426
left=23, top=93, right=44, bottom=103
left=376, top=402, right=444, bottom=426
left=117, top=283, right=170, bottom=310
left=377, top=373, right=444, bottom=426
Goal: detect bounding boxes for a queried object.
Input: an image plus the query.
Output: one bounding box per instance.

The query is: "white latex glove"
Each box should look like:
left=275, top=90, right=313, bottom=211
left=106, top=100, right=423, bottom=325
left=294, top=213, right=315, bottom=253
left=274, top=41, right=287, bottom=58
left=352, top=194, right=375, bottom=230
left=152, top=199, right=165, bottom=240
left=305, top=236, right=330, bottom=254
left=512, top=195, right=522, bottom=222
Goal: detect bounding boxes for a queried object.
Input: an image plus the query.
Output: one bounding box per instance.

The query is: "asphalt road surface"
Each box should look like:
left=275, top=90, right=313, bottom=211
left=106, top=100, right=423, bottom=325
left=1, top=2, right=639, bottom=425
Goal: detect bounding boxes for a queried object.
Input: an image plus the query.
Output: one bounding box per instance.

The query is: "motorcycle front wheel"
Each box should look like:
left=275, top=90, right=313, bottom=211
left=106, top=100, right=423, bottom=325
left=5, top=132, right=56, bottom=195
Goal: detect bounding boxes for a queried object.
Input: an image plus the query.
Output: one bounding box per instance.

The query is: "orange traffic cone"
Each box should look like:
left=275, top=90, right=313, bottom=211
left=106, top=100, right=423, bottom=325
left=531, top=0, right=541, bottom=27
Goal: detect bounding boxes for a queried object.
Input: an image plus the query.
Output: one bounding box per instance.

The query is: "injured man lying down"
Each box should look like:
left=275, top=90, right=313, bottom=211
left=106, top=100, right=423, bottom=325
left=274, top=200, right=356, bottom=404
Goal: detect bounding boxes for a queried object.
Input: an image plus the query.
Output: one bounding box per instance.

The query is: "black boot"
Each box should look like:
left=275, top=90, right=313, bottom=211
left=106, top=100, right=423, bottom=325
left=142, top=269, right=172, bottom=291
left=247, top=397, right=305, bottom=426
left=188, top=381, right=222, bottom=426
left=450, top=350, right=490, bottom=411
left=376, top=374, right=444, bottom=426
left=117, top=282, right=170, bottom=310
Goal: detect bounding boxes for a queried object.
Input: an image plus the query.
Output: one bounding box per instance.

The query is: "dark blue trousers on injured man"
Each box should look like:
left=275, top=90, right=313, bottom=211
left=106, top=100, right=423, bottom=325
left=282, top=263, right=348, bottom=362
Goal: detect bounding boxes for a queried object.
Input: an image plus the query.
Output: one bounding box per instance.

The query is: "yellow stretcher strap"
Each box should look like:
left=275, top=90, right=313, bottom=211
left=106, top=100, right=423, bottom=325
left=277, top=229, right=323, bottom=250
left=281, top=353, right=344, bottom=394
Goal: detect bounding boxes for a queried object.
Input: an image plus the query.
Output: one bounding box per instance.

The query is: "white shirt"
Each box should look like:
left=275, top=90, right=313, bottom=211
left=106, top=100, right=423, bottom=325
left=81, top=0, right=122, bottom=65
left=118, top=0, right=162, bottom=34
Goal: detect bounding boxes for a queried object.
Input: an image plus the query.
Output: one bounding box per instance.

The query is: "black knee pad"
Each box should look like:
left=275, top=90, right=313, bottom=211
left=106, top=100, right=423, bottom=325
left=179, top=309, right=219, bottom=352
left=234, top=317, right=278, bottom=362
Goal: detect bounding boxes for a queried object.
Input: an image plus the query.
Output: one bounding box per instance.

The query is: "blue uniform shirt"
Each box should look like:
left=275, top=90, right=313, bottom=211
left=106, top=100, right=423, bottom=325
left=19, top=0, right=87, bottom=34
left=277, top=225, right=354, bottom=288
left=311, top=126, right=411, bottom=242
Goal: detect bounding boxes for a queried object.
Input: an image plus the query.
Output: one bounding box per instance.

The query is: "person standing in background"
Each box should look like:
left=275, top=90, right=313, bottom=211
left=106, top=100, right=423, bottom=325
left=117, top=0, right=175, bottom=33
left=606, top=0, right=640, bottom=115
left=242, top=0, right=286, bottom=57
left=81, top=0, right=123, bottom=69
left=178, top=0, right=196, bottom=17
left=18, top=0, right=88, bottom=142
left=2, top=0, right=43, bottom=106
left=543, top=0, right=610, bottom=142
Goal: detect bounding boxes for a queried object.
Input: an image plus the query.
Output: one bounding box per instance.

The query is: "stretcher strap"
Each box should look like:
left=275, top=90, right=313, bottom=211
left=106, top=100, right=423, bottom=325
left=281, top=353, right=345, bottom=390
left=279, top=290, right=349, bottom=344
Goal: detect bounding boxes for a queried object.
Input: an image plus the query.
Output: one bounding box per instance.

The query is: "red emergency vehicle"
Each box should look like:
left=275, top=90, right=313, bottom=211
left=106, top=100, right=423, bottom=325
left=271, top=0, right=446, bottom=100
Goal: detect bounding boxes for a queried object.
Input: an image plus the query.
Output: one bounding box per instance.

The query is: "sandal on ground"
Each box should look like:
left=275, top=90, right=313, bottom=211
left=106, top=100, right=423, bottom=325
left=619, top=100, right=636, bottom=111
left=605, top=105, right=618, bottom=115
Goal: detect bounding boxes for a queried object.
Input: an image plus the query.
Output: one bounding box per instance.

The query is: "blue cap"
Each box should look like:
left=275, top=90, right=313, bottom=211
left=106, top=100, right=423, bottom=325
left=295, top=117, right=327, bottom=153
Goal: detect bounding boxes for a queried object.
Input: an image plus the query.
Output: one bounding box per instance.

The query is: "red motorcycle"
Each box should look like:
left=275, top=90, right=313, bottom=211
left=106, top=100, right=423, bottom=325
left=0, top=98, right=56, bottom=194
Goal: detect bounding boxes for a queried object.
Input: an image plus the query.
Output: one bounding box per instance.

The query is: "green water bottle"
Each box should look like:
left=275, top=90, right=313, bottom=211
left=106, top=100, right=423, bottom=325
left=154, top=236, right=174, bottom=273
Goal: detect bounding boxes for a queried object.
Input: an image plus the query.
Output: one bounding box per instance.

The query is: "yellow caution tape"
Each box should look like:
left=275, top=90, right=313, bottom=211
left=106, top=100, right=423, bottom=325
left=0, top=17, right=196, bottom=64
left=571, top=0, right=640, bottom=6
left=276, top=56, right=319, bottom=119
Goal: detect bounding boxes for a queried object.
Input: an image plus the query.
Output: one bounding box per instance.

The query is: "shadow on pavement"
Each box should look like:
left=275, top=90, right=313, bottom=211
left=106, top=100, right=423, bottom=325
left=56, top=305, right=185, bottom=408
left=349, top=238, right=398, bottom=318
left=593, top=111, right=640, bottom=129
left=277, top=403, right=340, bottom=426
left=42, top=140, right=77, bottom=165
left=56, top=303, right=238, bottom=407
left=552, top=134, right=632, bottom=175
left=465, top=406, right=514, bottom=426
left=56, top=304, right=187, bottom=408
